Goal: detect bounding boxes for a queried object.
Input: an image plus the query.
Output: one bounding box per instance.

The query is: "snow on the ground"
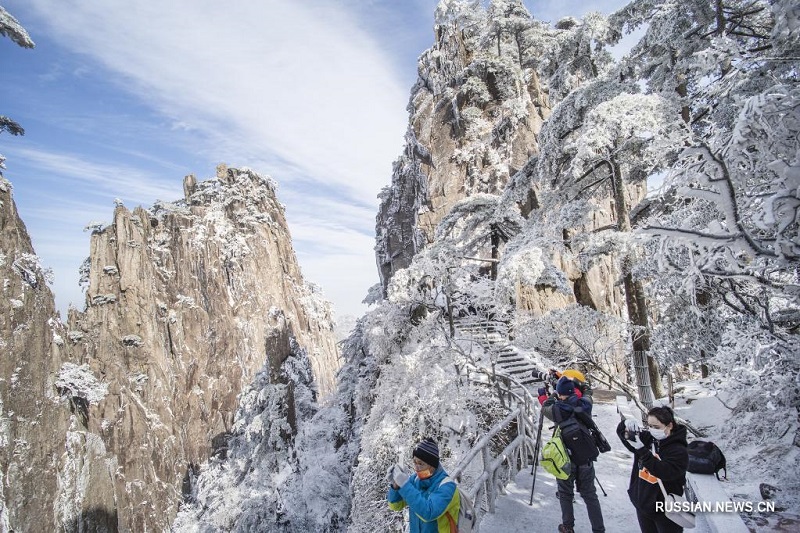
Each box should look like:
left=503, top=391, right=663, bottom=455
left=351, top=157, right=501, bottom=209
left=672, top=379, right=800, bottom=532
left=479, top=397, right=714, bottom=533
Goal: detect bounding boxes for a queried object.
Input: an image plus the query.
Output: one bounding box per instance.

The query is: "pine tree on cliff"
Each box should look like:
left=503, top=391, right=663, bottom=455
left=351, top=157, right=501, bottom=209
left=0, top=5, right=34, bottom=173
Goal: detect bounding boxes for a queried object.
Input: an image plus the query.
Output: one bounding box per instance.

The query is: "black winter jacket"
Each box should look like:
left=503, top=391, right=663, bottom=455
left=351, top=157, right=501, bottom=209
left=616, top=420, right=689, bottom=514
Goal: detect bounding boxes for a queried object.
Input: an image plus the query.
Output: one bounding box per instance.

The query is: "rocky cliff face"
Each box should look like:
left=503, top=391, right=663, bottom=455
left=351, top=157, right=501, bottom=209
left=375, top=13, right=550, bottom=291
left=1, top=166, right=340, bottom=532
left=0, top=177, right=69, bottom=532
left=374, top=6, right=644, bottom=320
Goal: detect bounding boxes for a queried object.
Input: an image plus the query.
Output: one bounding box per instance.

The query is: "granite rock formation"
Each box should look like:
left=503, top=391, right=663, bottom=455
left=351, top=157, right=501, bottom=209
left=375, top=17, right=550, bottom=289
left=0, top=177, right=69, bottom=532
left=374, top=5, right=644, bottom=320
left=0, top=166, right=340, bottom=532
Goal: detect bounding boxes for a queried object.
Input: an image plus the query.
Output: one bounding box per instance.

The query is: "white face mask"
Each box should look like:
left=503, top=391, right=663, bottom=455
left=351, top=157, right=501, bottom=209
left=649, top=428, right=667, bottom=440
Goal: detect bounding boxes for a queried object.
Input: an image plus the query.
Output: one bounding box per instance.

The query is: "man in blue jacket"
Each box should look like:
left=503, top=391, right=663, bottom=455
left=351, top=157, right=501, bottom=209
left=387, top=438, right=460, bottom=532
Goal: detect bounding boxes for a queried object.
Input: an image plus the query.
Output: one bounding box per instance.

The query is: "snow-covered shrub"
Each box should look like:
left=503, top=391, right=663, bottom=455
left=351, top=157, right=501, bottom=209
left=514, top=304, right=629, bottom=384
left=173, top=334, right=340, bottom=532
left=460, top=75, right=492, bottom=107
left=495, top=246, right=546, bottom=304
left=54, top=363, right=108, bottom=405
left=11, top=253, right=52, bottom=288
left=706, top=323, right=800, bottom=511
left=78, top=257, right=91, bottom=292
left=121, top=335, right=143, bottom=347
left=91, top=294, right=116, bottom=305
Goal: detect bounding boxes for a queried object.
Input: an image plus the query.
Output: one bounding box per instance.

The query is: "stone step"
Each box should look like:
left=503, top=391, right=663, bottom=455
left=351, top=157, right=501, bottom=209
left=457, top=325, right=508, bottom=332
left=499, top=361, right=536, bottom=372
left=495, top=359, right=531, bottom=367
left=496, top=354, right=519, bottom=361
left=460, top=331, right=506, bottom=342
left=501, top=368, right=537, bottom=378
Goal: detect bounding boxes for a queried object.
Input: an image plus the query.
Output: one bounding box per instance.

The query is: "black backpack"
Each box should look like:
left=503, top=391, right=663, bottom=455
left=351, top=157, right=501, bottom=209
left=554, top=406, right=599, bottom=466
left=574, top=409, right=611, bottom=454
left=687, top=440, right=727, bottom=480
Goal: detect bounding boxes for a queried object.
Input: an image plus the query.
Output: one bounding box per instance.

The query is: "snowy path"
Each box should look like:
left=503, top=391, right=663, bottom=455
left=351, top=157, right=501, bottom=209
left=479, top=398, right=713, bottom=533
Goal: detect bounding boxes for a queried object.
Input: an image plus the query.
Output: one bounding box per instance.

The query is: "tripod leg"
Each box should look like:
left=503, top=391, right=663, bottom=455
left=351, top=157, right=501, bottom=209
left=529, top=405, right=545, bottom=505
left=595, top=474, right=607, bottom=497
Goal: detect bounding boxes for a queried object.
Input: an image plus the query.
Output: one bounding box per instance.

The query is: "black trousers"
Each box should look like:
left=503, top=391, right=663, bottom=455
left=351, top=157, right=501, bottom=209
left=636, top=509, right=683, bottom=533
left=557, top=462, right=605, bottom=532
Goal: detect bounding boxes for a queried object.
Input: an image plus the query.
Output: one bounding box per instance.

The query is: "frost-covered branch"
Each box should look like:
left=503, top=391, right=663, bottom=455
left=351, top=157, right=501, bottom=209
left=0, top=7, right=35, bottom=48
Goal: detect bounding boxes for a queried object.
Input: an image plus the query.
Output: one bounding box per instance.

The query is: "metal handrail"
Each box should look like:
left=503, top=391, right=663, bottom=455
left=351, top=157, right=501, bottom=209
left=449, top=373, right=541, bottom=529
left=444, top=314, right=544, bottom=528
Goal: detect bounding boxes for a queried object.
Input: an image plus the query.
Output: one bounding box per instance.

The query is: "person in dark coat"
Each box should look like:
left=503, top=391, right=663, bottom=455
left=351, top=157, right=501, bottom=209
left=616, top=405, right=689, bottom=533
left=540, top=376, right=605, bottom=533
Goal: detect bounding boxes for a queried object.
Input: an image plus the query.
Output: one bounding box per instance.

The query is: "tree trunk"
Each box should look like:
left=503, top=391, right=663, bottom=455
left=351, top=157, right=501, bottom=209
left=676, top=75, right=690, bottom=125
left=696, top=286, right=711, bottom=377
left=490, top=224, right=499, bottom=281
left=446, top=292, right=455, bottom=338
left=610, top=160, right=664, bottom=402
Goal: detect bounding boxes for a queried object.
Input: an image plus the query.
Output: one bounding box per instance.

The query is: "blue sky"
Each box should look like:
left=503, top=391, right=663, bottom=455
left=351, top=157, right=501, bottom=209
left=1, top=0, right=628, bottom=319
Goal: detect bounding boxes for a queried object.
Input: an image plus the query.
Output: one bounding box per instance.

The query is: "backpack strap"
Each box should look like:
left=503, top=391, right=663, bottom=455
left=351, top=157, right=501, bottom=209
left=446, top=513, right=457, bottom=533
left=441, top=476, right=459, bottom=533
left=552, top=403, right=565, bottom=425
left=573, top=408, right=595, bottom=429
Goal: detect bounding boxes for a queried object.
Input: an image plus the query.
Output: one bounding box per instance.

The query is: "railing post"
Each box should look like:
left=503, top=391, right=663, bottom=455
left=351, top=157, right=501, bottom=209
left=517, top=405, right=526, bottom=473
left=492, top=362, right=505, bottom=408
left=483, top=446, right=495, bottom=513
left=475, top=484, right=486, bottom=526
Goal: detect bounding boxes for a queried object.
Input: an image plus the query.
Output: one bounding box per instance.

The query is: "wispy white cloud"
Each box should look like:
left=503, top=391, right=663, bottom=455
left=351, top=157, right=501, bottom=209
left=24, top=0, right=409, bottom=207
left=11, top=146, right=182, bottom=203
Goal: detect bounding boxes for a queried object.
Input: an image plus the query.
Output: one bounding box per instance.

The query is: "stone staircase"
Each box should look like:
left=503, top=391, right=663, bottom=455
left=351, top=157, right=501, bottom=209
left=454, top=316, right=540, bottom=387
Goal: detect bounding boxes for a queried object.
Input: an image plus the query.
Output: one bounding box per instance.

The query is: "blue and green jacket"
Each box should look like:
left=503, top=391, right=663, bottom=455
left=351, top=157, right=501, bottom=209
left=387, top=465, right=460, bottom=532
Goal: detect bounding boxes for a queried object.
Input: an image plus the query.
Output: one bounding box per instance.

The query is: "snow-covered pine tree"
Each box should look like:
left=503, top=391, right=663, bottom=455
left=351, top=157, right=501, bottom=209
left=0, top=6, right=34, bottom=174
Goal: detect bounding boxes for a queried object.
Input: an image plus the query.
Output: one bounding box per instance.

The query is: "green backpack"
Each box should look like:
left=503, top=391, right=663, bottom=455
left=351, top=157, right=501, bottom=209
left=541, top=426, right=571, bottom=480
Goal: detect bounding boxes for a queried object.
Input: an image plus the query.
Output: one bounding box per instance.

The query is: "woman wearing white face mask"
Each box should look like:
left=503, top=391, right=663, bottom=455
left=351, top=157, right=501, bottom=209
left=616, top=406, right=689, bottom=532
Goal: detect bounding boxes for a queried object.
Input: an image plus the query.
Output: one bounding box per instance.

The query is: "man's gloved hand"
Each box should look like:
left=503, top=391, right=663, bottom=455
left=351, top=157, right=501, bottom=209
left=392, top=463, right=410, bottom=488
left=386, top=465, right=395, bottom=485
left=630, top=432, right=645, bottom=449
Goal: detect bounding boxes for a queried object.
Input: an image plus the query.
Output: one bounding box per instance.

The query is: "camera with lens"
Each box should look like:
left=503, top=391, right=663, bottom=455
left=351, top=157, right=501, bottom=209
left=532, top=370, right=549, bottom=382
left=625, top=428, right=640, bottom=442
